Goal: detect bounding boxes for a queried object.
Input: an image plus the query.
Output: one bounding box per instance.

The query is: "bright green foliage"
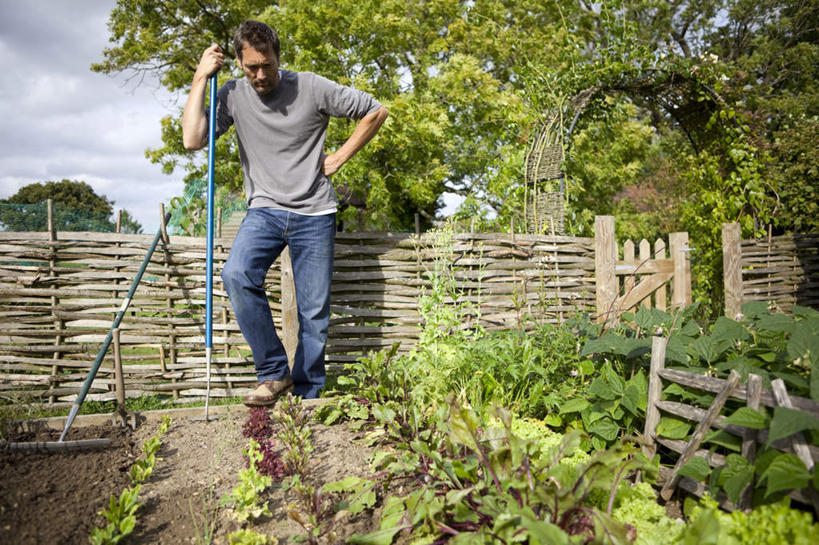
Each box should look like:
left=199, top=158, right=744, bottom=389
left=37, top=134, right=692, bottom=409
left=576, top=302, right=819, bottom=504
left=222, top=440, right=272, bottom=523
left=90, top=416, right=171, bottom=545
left=682, top=495, right=819, bottom=545
left=89, top=485, right=142, bottom=545
left=272, top=394, right=315, bottom=476
left=377, top=403, right=651, bottom=543
left=609, top=482, right=684, bottom=545
left=227, top=529, right=277, bottom=545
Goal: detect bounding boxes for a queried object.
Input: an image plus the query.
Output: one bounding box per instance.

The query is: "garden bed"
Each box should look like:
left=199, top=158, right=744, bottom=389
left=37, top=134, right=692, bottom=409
left=0, top=406, right=378, bottom=544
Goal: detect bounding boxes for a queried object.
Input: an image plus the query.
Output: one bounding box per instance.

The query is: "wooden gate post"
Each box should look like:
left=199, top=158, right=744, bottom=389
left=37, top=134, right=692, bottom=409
left=594, top=216, right=617, bottom=324
left=722, top=222, right=742, bottom=319
left=669, top=232, right=692, bottom=309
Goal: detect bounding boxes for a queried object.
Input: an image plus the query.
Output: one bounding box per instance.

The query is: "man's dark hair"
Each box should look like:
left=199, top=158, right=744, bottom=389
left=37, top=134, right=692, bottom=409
left=234, top=20, right=280, bottom=60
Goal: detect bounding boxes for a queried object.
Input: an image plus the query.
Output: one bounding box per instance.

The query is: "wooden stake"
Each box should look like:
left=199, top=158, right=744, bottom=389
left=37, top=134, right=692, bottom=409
left=738, top=374, right=762, bottom=511
left=660, top=370, right=741, bottom=501
left=594, top=216, right=617, bottom=324
left=722, top=223, right=742, bottom=318
left=281, top=247, right=298, bottom=369
left=113, top=328, right=126, bottom=411
left=643, top=336, right=667, bottom=459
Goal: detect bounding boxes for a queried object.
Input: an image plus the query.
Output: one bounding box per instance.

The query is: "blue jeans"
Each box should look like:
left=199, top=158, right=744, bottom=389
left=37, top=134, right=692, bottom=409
left=221, top=208, right=335, bottom=398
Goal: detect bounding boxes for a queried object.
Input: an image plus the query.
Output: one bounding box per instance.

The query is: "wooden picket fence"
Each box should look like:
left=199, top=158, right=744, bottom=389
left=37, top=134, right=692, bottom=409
left=594, top=216, right=692, bottom=322
left=723, top=223, right=819, bottom=317
left=645, top=336, right=819, bottom=514
left=0, top=214, right=690, bottom=407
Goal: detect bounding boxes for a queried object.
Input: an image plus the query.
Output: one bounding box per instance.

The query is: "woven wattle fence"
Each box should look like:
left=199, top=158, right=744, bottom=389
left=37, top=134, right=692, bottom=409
left=0, top=228, right=597, bottom=407
left=722, top=223, right=819, bottom=317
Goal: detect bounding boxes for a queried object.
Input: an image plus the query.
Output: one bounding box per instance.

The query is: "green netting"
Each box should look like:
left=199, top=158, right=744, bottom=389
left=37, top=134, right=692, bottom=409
left=0, top=179, right=248, bottom=235
left=0, top=202, right=117, bottom=232
left=166, top=178, right=247, bottom=236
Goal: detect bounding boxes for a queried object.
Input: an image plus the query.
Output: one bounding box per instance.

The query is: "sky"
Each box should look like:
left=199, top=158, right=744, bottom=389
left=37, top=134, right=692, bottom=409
left=0, top=1, right=186, bottom=233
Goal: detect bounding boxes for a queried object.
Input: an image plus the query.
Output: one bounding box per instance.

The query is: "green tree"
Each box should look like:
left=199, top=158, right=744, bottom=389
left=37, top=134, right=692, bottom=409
left=0, top=180, right=142, bottom=233
left=93, top=0, right=580, bottom=230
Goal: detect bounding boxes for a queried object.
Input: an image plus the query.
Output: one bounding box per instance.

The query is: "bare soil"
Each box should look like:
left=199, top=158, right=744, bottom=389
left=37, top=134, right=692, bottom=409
left=0, top=404, right=379, bottom=544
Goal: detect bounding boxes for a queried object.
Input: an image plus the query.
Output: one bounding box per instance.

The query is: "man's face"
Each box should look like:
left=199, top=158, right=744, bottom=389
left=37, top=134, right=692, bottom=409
left=238, top=43, right=280, bottom=96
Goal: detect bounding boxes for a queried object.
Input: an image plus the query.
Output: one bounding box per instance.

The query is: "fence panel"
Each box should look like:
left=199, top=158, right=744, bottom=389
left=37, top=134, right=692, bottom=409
left=1, top=227, right=598, bottom=407
left=722, top=223, right=819, bottom=316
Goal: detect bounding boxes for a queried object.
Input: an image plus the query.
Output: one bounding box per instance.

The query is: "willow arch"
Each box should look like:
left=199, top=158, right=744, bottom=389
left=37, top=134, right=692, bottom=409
left=524, top=68, right=733, bottom=234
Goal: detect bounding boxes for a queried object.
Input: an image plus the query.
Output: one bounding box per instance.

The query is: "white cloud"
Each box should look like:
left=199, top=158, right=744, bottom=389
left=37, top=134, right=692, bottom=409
left=0, top=1, right=188, bottom=233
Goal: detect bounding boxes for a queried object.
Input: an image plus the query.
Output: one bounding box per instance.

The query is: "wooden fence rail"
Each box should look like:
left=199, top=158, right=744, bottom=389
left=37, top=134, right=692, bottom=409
left=645, top=336, right=819, bottom=513
left=723, top=222, right=819, bottom=317
left=1, top=215, right=689, bottom=407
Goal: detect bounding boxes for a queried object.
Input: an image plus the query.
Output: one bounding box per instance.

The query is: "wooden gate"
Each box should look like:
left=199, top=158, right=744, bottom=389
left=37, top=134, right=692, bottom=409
left=594, top=216, right=692, bottom=323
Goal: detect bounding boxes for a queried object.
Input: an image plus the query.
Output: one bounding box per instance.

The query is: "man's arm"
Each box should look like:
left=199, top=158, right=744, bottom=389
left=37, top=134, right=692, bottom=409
left=322, top=106, right=389, bottom=176
left=182, top=44, right=225, bottom=151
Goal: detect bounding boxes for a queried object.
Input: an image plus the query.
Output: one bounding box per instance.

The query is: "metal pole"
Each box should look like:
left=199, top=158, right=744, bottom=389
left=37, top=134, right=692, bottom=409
left=205, top=74, right=217, bottom=420
left=58, top=212, right=171, bottom=442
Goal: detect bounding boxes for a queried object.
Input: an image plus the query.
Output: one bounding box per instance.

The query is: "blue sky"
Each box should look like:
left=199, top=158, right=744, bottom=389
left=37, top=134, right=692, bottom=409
left=0, top=1, right=186, bottom=233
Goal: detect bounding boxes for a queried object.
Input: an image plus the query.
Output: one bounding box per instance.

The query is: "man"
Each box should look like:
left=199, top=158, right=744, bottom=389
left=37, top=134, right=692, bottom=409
left=182, top=20, right=388, bottom=403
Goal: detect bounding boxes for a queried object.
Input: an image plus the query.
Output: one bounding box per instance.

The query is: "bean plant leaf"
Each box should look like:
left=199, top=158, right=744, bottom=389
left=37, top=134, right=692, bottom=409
left=786, top=327, right=819, bottom=401
left=588, top=376, right=617, bottom=401
left=767, top=407, right=819, bottom=445
left=756, top=313, right=796, bottom=333
left=719, top=454, right=754, bottom=504
left=656, top=417, right=691, bottom=440
left=618, top=337, right=652, bottom=359
left=665, top=335, right=690, bottom=364
left=603, top=364, right=626, bottom=396
left=712, top=316, right=752, bottom=348
left=620, top=386, right=638, bottom=416
left=578, top=359, right=595, bottom=375
left=792, top=306, right=819, bottom=320
left=721, top=407, right=768, bottom=430
left=559, top=398, right=590, bottom=414
left=704, top=429, right=742, bottom=451
left=689, top=335, right=722, bottom=364
left=759, top=453, right=811, bottom=497
left=678, top=456, right=711, bottom=481
left=580, top=331, right=622, bottom=356
left=679, top=319, right=702, bottom=338
left=787, top=327, right=819, bottom=364
left=586, top=416, right=620, bottom=441
left=740, top=301, right=770, bottom=320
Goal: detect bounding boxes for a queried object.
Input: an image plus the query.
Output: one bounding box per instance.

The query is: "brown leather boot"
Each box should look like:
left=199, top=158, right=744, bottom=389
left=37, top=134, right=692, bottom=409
left=242, top=377, right=294, bottom=407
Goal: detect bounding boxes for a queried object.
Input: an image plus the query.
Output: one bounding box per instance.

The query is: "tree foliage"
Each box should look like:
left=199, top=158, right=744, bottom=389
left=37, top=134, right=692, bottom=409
left=94, top=0, right=817, bottom=314
left=0, top=180, right=142, bottom=233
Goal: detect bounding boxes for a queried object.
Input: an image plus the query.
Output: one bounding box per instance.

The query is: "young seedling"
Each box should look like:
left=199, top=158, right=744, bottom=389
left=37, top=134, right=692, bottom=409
left=221, top=440, right=272, bottom=523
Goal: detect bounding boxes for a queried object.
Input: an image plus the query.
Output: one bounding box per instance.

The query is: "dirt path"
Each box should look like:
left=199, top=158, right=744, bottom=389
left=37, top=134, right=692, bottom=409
left=1, top=404, right=378, bottom=544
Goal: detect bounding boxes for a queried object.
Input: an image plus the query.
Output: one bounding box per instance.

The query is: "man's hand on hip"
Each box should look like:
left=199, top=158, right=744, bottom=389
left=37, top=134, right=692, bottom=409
left=322, top=153, right=343, bottom=177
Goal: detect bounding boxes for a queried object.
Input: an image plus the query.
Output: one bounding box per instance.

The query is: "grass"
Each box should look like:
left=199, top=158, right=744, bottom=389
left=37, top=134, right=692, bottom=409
left=0, top=394, right=246, bottom=437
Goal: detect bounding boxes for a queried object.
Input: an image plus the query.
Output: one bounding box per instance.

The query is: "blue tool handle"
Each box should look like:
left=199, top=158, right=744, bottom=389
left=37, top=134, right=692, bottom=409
left=206, top=74, right=217, bottom=349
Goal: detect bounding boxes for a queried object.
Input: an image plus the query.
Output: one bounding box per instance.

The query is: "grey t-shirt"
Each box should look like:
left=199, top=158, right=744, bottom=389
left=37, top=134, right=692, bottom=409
left=210, top=70, right=382, bottom=213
